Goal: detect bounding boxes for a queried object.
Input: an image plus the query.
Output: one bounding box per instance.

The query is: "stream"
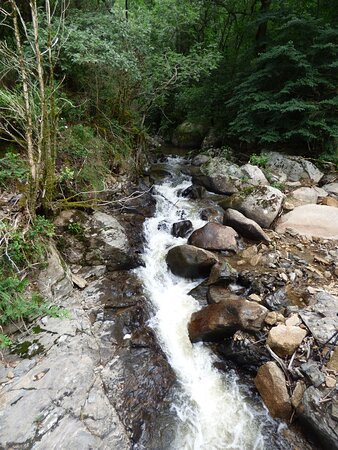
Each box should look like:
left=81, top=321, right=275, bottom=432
left=137, top=157, right=281, bottom=449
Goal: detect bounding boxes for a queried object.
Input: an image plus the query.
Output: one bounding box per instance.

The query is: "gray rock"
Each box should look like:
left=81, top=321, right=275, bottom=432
left=207, top=260, right=238, bottom=286
left=38, top=245, right=73, bottom=301
left=266, top=152, right=323, bottom=183
left=301, top=361, right=325, bottom=387
left=171, top=220, right=193, bottom=238
left=223, top=208, right=270, bottom=241
left=192, top=154, right=210, bottom=166
left=323, top=182, right=338, bottom=196
left=181, top=185, right=206, bottom=199
left=241, top=164, right=268, bottom=185
left=166, top=244, right=218, bottom=279
left=289, top=187, right=318, bottom=206
left=220, top=186, right=284, bottom=228
left=299, top=292, right=338, bottom=345
left=298, top=386, right=338, bottom=449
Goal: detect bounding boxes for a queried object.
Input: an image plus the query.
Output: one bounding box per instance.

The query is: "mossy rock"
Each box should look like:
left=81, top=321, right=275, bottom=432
left=172, top=121, right=207, bottom=149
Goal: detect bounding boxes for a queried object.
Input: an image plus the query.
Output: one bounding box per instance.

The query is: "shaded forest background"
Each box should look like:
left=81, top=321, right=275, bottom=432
left=0, top=0, right=337, bottom=347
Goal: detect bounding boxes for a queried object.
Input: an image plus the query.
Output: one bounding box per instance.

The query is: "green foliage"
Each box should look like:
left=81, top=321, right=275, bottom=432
left=67, top=222, right=84, bottom=236
left=0, top=152, right=28, bottom=188
left=249, top=153, right=269, bottom=168
left=0, top=274, right=67, bottom=349
left=0, top=217, right=54, bottom=271
left=227, top=16, right=338, bottom=153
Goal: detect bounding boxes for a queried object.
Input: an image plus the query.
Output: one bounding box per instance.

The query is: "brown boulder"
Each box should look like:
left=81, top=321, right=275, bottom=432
left=254, top=362, right=292, bottom=420
left=267, top=325, right=307, bottom=357
left=223, top=208, right=269, bottom=242
left=188, top=294, right=267, bottom=342
left=188, top=223, right=238, bottom=252
left=166, top=244, right=218, bottom=279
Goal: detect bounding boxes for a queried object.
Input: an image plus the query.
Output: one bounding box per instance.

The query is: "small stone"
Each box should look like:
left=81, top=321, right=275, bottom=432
left=249, top=293, right=262, bottom=303
left=294, top=269, right=303, bottom=277
left=327, top=347, right=338, bottom=372
left=267, top=325, right=307, bottom=357
left=242, top=245, right=258, bottom=259
left=291, top=381, right=306, bottom=408
left=276, top=313, right=285, bottom=323
left=71, top=273, right=87, bottom=289
left=307, top=286, right=316, bottom=294
left=289, top=272, right=296, bottom=282
left=237, top=260, right=246, bottom=266
left=285, top=314, right=301, bottom=327
left=7, top=371, right=14, bottom=379
left=280, top=273, right=288, bottom=282
left=250, top=254, right=262, bottom=267
left=326, top=376, right=336, bottom=388
left=324, top=271, right=331, bottom=278
left=265, top=311, right=278, bottom=326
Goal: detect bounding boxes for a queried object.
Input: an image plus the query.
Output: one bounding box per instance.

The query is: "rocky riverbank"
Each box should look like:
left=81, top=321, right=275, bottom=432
left=0, top=148, right=337, bottom=449
left=161, top=150, right=338, bottom=448
left=0, top=185, right=177, bottom=449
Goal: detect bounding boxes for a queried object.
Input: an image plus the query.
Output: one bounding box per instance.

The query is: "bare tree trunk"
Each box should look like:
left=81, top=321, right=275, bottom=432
left=255, top=0, right=271, bottom=55
left=10, top=0, right=38, bottom=214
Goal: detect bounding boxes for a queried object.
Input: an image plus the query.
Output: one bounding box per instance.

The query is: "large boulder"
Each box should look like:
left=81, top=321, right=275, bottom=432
left=299, top=292, right=338, bottom=345
left=188, top=294, right=267, bottom=342
left=37, top=245, right=73, bottom=301
left=288, top=187, right=318, bottom=206
left=193, top=173, right=241, bottom=195
left=188, top=223, right=238, bottom=252
left=322, top=183, right=338, bottom=197
left=267, top=325, right=307, bottom=358
left=166, top=244, right=218, bottom=279
left=254, top=362, right=292, bottom=420
left=172, top=121, right=206, bottom=149
left=266, top=152, right=323, bottom=183
left=193, top=158, right=269, bottom=195
left=219, top=186, right=284, bottom=228
left=298, top=386, right=338, bottom=449
left=55, top=210, right=136, bottom=270
left=275, top=205, right=338, bottom=239
left=223, top=209, right=269, bottom=242
left=241, top=164, right=268, bottom=185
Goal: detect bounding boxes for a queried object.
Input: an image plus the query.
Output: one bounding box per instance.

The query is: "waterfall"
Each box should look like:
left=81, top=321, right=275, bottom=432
left=137, top=158, right=267, bottom=449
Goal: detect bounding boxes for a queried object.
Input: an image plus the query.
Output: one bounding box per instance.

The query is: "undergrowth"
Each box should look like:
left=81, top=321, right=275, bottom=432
left=0, top=216, right=67, bottom=349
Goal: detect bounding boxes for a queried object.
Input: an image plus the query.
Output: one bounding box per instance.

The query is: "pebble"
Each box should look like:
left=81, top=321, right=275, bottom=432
left=250, top=254, right=262, bottom=267
left=285, top=314, right=300, bottom=327
left=249, top=294, right=262, bottom=303
left=325, top=376, right=336, bottom=388
left=280, top=273, right=288, bottom=282
left=265, top=311, right=278, bottom=326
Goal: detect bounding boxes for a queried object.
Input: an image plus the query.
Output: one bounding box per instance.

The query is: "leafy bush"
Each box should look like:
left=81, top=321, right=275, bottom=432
left=0, top=152, right=28, bottom=188
left=0, top=216, right=55, bottom=271
left=0, top=275, right=67, bottom=349
left=67, top=222, right=84, bottom=235
left=249, top=153, right=269, bottom=168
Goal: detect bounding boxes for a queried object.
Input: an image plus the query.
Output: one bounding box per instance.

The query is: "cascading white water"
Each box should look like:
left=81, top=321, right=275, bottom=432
left=137, top=158, right=266, bottom=449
